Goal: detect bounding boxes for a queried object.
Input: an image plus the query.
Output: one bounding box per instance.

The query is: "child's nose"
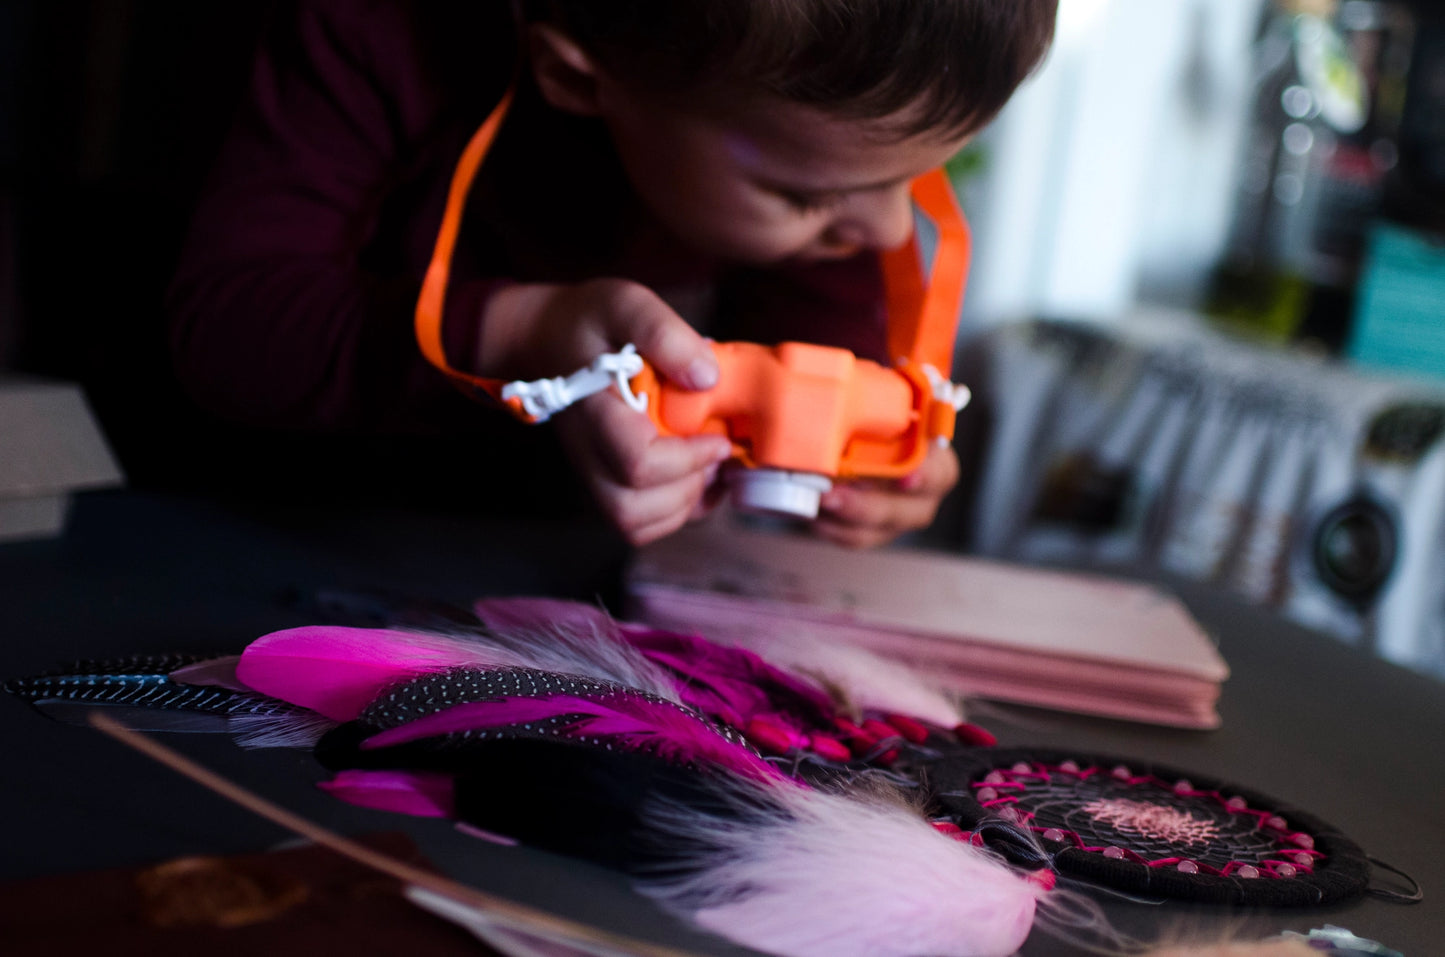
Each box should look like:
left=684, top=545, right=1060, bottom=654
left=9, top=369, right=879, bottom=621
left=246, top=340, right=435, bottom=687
left=830, top=186, right=915, bottom=252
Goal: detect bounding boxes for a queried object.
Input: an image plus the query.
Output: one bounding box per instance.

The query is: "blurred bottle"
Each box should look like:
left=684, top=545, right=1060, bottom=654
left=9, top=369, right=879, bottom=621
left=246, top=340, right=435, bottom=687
left=1384, top=8, right=1445, bottom=230
left=1207, top=0, right=1414, bottom=351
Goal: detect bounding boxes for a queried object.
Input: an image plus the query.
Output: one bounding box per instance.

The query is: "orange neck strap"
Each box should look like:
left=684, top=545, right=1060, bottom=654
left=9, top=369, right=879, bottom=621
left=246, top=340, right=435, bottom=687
left=415, top=87, right=971, bottom=420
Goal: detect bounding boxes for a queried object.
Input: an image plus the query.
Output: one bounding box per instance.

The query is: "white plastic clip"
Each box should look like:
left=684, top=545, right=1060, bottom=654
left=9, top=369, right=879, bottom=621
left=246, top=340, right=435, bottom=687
left=500, top=344, right=648, bottom=422
left=921, top=364, right=972, bottom=412
left=921, top=364, right=971, bottom=449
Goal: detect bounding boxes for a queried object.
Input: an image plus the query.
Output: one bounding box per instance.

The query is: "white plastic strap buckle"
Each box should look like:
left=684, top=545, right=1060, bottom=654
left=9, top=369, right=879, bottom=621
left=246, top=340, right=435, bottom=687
left=921, top=363, right=972, bottom=412
left=920, top=363, right=971, bottom=449
left=500, top=344, right=648, bottom=423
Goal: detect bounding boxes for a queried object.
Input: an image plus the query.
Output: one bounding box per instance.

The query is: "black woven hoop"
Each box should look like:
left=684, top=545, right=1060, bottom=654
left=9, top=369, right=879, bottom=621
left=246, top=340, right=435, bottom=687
left=920, top=747, right=1371, bottom=906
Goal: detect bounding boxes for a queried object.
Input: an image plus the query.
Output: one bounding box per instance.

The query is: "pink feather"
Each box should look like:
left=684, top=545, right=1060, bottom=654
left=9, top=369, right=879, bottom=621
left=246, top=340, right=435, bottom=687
left=359, top=692, right=785, bottom=784
left=473, top=597, right=839, bottom=730
left=622, top=629, right=836, bottom=727
left=317, top=769, right=455, bottom=818
left=235, top=626, right=510, bottom=721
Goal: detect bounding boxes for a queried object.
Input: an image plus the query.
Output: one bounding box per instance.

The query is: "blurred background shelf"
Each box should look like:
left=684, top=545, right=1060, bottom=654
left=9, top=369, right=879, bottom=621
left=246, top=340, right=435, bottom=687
left=949, top=309, right=1445, bottom=682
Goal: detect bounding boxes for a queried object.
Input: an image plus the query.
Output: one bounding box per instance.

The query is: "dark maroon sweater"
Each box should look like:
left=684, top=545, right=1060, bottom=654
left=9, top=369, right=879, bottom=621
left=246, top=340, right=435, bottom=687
left=167, top=0, right=887, bottom=438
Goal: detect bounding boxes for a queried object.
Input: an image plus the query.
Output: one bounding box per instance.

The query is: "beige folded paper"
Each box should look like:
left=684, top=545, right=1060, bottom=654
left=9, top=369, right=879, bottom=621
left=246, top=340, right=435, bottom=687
left=627, top=522, right=1229, bottom=729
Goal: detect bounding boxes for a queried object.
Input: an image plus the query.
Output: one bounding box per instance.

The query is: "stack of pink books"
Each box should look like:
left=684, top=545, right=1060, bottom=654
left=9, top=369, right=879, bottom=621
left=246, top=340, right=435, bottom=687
left=626, top=522, right=1230, bottom=729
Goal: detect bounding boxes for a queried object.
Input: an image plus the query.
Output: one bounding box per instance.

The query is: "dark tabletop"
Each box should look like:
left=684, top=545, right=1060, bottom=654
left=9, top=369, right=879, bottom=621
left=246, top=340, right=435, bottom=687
left=2, top=489, right=1441, bottom=955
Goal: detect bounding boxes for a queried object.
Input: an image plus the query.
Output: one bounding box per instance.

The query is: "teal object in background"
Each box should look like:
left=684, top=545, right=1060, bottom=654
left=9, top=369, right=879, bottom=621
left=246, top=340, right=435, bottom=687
left=1347, top=223, right=1445, bottom=381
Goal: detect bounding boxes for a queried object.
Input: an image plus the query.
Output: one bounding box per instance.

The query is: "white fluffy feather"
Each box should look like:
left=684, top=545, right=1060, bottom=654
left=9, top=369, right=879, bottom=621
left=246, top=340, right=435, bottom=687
left=636, top=783, right=1041, bottom=957
left=477, top=620, right=686, bottom=705
left=228, top=711, right=339, bottom=749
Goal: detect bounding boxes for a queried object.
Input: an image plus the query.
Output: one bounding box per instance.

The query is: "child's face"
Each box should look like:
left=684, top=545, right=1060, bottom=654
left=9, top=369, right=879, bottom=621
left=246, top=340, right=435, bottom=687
left=598, top=90, right=970, bottom=266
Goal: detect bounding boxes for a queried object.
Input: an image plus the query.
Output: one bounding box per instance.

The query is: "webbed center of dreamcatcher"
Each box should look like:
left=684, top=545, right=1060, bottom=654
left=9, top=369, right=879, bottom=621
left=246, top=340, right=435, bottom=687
left=1081, top=798, right=1220, bottom=846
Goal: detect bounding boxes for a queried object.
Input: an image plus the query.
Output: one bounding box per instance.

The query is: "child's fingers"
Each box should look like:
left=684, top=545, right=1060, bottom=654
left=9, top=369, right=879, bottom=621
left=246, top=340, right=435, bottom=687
left=811, top=513, right=896, bottom=550
left=815, top=486, right=931, bottom=547
left=618, top=434, right=731, bottom=492
left=579, top=391, right=731, bottom=489
left=558, top=420, right=718, bottom=545
left=625, top=500, right=705, bottom=546
left=601, top=282, right=719, bottom=391
left=814, top=445, right=959, bottom=547
left=907, top=443, right=961, bottom=496
left=592, top=462, right=720, bottom=546
left=556, top=389, right=730, bottom=545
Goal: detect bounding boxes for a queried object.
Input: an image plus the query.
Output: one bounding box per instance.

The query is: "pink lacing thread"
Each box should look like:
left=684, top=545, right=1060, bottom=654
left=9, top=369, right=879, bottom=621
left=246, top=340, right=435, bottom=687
left=1081, top=797, right=1221, bottom=845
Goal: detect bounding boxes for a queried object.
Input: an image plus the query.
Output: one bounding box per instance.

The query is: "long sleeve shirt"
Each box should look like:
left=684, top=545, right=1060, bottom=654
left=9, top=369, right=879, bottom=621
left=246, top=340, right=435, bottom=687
left=167, top=0, right=887, bottom=439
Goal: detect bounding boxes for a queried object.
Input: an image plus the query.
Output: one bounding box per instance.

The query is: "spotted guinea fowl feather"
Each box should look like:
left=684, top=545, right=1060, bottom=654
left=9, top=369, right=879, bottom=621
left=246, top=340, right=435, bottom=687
left=359, top=689, right=784, bottom=784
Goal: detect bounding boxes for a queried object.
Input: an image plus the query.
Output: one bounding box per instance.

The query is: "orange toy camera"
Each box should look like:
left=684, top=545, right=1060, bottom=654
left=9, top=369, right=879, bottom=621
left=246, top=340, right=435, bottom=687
left=416, top=86, right=973, bottom=517
left=629, top=338, right=965, bottom=516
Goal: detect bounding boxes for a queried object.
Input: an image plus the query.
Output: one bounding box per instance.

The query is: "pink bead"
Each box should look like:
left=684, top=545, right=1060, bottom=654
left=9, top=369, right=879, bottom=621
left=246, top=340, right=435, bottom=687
left=884, top=713, right=930, bottom=744
left=1236, top=865, right=1260, bottom=878
left=953, top=723, right=998, bottom=747
left=1103, top=846, right=1126, bottom=859
left=861, top=718, right=898, bottom=741
left=1011, top=762, right=1032, bottom=774
left=1288, top=832, right=1315, bottom=849
left=1027, top=868, right=1057, bottom=891
left=1266, top=815, right=1288, bottom=830
left=997, top=806, right=1021, bottom=822
left=1111, top=765, right=1132, bottom=780
left=1043, top=828, right=1066, bottom=842
left=807, top=734, right=852, bottom=763
left=1177, top=860, right=1199, bottom=874
left=744, top=718, right=796, bottom=755
left=1173, top=779, right=1193, bottom=794
left=833, top=718, right=878, bottom=756
left=1226, top=796, right=1248, bottom=810
left=1289, top=852, right=1314, bottom=866
left=976, top=787, right=999, bottom=802
left=1059, top=760, right=1080, bottom=773
left=983, top=771, right=1007, bottom=785
left=1276, top=863, right=1297, bottom=878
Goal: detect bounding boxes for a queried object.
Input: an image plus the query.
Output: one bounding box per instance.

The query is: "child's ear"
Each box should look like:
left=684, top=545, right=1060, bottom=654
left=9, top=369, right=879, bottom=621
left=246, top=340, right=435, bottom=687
left=528, top=23, right=604, bottom=116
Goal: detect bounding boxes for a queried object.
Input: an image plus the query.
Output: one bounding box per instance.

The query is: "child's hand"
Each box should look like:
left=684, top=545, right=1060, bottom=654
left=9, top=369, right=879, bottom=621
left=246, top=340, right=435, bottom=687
left=555, top=385, right=732, bottom=545
left=481, top=279, right=733, bottom=546
left=812, top=442, right=960, bottom=549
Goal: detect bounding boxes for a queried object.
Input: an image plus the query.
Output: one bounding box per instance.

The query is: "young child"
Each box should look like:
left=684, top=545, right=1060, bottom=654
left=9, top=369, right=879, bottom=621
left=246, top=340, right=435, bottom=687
left=167, top=0, right=1057, bottom=547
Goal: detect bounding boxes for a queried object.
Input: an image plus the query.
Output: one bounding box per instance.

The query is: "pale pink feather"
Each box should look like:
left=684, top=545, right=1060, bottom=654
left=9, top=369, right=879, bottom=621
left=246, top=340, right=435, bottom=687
left=716, top=626, right=966, bottom=727
left=472, top=596, right=615, bottom=634
left=638, top=784, right=1043, bottom=957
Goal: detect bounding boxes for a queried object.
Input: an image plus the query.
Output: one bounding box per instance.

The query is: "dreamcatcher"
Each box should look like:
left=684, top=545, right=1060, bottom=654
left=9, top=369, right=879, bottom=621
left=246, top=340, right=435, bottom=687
left=6, top=594, right=1419, bottom=957
left=917, top=747, right=1381, bottom=907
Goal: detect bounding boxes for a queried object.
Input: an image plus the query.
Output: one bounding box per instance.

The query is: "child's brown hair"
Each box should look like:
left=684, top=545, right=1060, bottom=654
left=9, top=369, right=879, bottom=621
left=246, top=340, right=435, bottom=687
left=531, top=0, right=1058, bottom=137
